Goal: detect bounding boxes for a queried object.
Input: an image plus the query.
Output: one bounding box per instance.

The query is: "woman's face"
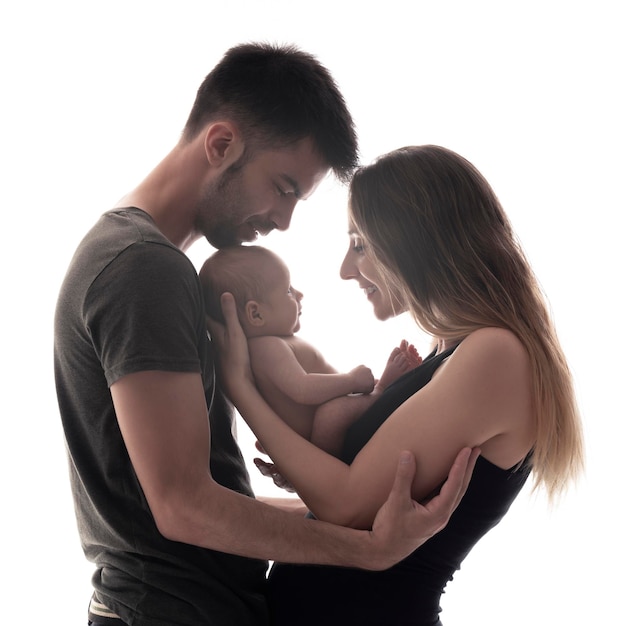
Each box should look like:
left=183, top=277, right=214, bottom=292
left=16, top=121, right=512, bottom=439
left=339, top=224, right=407, bottom=321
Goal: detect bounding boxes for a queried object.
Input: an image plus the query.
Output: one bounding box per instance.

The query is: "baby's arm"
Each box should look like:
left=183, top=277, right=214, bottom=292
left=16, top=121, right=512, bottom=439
left=249, top=336, right=375, bottom=406
left=310, top=340, right=423, bottom=456
left=310, top=393, right=378, bottom=456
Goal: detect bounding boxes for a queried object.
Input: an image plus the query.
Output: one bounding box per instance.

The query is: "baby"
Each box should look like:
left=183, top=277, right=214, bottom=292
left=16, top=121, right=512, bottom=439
left=199, top=245, right=421, bottom=459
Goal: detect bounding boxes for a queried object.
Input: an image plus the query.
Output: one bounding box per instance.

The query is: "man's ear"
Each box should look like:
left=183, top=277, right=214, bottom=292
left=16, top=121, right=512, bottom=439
left=245, top=301, right=265, bottom=327
left=203, top=121, right=245, bottom=168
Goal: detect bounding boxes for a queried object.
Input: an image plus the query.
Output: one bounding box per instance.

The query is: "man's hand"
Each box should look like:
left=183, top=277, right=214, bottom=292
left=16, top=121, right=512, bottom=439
left=366, top=447, right=480, bottom=571
left=206, top=292, right=255, bottom=395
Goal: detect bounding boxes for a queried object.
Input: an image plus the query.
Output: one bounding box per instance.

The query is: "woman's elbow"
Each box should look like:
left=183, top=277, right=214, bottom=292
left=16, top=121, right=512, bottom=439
left=311, top=501, right=374, bottom=530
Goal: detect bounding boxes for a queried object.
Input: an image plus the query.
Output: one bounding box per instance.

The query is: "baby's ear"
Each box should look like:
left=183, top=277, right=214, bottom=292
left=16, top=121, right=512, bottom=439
left=245, top=301, right=265, bottom=327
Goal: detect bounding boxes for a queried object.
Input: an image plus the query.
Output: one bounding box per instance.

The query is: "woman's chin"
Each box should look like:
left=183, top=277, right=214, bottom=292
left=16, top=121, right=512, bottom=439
left=372, top=306, right=394, bottom=321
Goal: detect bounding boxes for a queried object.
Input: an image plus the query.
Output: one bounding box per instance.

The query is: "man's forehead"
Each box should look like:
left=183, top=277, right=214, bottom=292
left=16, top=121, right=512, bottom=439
left=267, top=139, right=330, bottom=194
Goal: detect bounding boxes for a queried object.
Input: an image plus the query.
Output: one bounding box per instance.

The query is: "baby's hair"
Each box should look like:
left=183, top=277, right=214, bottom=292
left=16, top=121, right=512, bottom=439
left=199, top=245, right=284, bottom=324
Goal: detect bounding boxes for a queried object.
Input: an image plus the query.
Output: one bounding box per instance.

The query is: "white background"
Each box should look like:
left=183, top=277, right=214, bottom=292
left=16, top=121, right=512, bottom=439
left=1, top=1, right=623, bottom=624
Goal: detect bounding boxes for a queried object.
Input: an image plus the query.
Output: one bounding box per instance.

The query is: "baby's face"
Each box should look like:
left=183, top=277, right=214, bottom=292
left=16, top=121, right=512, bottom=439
left=257, top=258, right=303, bottom=336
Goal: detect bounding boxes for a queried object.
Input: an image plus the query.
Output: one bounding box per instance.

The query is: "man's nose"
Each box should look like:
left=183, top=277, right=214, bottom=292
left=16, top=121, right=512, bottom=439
left=272, top=198, right=298, bottom=231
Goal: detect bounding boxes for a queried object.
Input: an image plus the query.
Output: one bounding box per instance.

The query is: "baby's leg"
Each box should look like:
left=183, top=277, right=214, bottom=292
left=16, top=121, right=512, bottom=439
left=311, top=341, right=422, bottom=456
left=376, top=339, right=423, bottom=391
left=310, top=393, right=377, bottom=457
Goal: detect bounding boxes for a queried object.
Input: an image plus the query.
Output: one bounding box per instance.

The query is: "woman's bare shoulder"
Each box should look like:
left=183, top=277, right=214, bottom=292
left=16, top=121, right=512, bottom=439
left=452, top=327, right=529, bottom=370
left=432, top=327, right=531, bottom=406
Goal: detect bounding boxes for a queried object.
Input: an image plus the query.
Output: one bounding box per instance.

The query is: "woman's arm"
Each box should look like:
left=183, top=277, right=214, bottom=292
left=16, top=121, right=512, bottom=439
left=112, top=367, right=476, bottom=568
left=256, top=495, right=308, bottom=516
left=214, top=294, right=530, bottom=530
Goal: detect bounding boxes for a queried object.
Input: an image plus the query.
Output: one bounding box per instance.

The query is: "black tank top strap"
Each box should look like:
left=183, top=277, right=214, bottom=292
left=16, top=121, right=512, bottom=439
left=340, top=344, right=459, bottom=463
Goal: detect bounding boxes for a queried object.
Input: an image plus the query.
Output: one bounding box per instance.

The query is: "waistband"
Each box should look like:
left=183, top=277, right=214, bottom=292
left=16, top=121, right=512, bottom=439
left=88, top=594, right=125, bottom=625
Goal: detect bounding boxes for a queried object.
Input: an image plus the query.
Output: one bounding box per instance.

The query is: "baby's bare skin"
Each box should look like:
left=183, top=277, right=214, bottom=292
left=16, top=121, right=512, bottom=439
left=376, top=340, right=423, bottom=392
left=255, top=340, right=423, bottom=490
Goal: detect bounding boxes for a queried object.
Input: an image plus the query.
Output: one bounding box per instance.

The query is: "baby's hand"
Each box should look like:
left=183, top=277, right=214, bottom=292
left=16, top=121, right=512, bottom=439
left=254, top=458, right=297, bottom=493
left=349, top=364, right=376, bottom=393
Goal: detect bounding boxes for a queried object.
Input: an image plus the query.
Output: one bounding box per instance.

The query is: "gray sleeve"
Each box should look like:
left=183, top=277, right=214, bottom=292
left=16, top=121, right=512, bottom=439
left=85, top=241, right=204, bottom=386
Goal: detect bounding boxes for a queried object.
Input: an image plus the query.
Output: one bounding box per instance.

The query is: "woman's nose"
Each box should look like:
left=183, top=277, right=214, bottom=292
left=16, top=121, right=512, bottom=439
left=339, top=253, right=357, bottom=281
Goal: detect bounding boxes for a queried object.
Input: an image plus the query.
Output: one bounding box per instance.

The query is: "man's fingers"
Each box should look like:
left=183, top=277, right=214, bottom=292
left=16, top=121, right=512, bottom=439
left=220, top=292, right=239, bottom=332
left=205, top=292, right=237, bottom=345
left=388, top=450, right=417, bottom=504
left=448, top=447, right=480, bottom=509
left=426, top=447, right=480, bottom=515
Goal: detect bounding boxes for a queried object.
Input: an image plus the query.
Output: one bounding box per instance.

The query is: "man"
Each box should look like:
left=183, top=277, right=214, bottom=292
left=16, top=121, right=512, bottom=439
left=54, top=43, right=477, bottom=626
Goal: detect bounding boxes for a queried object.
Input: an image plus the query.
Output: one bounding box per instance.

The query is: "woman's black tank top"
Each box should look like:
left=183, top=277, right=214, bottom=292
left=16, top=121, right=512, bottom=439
left=267, top=345, right=532, bottom=626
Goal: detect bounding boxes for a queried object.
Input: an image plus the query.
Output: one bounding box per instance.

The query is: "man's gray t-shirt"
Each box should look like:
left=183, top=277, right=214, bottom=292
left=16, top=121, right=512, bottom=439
left=54, top=208, right=268, bottom=626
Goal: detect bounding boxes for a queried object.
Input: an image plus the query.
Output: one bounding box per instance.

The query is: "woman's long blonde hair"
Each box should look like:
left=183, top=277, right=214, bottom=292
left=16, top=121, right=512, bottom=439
left=349, top=145, right=584, bottom=500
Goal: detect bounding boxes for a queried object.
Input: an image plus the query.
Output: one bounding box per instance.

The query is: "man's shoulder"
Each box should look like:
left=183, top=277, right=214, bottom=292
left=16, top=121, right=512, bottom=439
left=97, top=207, right=174, bottom=249
left=81, top=208, right=190, bottom=277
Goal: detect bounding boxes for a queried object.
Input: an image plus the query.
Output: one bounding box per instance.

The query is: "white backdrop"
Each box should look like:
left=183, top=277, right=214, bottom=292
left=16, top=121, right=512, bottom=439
left=1, top=1, right=623, bottom=624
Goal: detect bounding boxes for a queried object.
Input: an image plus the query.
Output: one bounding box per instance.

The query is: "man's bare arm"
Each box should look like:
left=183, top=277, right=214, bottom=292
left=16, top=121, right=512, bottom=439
left=111, top=369, right=477, bottom=569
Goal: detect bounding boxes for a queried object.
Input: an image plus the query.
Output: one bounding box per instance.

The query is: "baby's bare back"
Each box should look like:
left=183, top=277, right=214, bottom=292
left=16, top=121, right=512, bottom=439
left=248, top=335, right=341, bottom=440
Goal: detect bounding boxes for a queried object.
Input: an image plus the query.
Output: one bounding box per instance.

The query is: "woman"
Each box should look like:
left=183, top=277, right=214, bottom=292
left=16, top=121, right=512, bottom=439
left=215, top=145, right=584, bottom=625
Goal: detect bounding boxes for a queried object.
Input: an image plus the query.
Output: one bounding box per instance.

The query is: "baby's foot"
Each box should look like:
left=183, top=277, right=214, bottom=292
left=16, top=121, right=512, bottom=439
left=376, top=340, right=423, bottom=391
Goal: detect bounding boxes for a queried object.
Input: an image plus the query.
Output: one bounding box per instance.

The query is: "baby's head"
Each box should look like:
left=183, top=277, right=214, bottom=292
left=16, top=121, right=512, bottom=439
left=199, top=245, right=302, bottom=338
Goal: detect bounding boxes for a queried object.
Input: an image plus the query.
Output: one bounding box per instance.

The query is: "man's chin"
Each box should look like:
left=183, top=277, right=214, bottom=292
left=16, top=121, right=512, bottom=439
left=204, top=223, right=267, bottom=248
left=230, top=224, right=261, bottom=246
left=205, top=231, right=247, bottom=249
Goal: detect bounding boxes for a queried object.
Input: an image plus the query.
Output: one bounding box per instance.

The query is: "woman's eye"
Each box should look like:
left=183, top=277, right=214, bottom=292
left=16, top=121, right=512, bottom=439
left=352, top=238, right=365, bottom=253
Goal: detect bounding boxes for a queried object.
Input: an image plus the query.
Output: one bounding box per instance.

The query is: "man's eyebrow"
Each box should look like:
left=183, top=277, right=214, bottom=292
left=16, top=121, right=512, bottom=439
left=280, top=174, right=301, bottom=199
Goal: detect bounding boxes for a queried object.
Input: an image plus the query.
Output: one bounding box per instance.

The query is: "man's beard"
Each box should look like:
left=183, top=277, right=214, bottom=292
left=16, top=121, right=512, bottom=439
left=196, top=161, right=247, bottom=248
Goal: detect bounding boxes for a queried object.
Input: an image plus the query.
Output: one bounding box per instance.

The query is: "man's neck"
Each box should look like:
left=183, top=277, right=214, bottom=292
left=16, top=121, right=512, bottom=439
left=115, top=139, right=205, bottom=250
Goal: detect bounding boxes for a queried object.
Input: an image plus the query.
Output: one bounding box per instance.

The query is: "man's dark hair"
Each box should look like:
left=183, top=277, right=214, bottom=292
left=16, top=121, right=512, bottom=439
left=183, top=42, right=358, bottom=182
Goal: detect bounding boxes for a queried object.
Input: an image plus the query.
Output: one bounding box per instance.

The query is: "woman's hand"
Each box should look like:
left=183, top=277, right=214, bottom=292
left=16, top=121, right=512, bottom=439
left=206, top=292, right=256, bottom=397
